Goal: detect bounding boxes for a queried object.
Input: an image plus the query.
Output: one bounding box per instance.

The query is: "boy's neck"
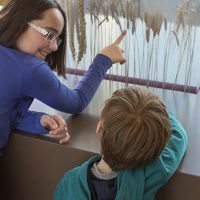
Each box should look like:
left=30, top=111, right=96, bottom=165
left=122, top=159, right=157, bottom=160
left=96, top=158, right=113, bottom=174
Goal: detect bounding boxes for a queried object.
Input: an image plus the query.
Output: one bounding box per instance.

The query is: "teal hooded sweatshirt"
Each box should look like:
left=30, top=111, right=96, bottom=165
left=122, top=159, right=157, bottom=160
left=54, top=113, right=188, bottom=200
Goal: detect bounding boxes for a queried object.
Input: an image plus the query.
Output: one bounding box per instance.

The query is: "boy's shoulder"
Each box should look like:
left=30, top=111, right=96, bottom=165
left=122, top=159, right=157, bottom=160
left=63, top=155, right=101, bottom=178
left=54, top=155, right=101, bottom=200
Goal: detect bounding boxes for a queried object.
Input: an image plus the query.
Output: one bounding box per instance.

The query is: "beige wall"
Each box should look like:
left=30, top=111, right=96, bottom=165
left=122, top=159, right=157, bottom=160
left=0, top=0, right=7, bottom=5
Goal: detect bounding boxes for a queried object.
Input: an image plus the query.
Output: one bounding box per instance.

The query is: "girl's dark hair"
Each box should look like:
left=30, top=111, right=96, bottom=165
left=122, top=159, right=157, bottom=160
left=0, top=0, right=67, bottom=77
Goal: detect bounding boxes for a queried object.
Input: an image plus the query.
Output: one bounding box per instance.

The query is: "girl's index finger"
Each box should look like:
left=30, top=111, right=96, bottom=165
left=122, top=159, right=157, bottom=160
left=113, top=30, right=127, bottom=45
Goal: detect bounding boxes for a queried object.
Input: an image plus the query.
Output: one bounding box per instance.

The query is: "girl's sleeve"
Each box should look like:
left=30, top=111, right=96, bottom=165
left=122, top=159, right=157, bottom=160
left=21, top=54, right=112, bottom=114
left=15, top=110, right=49, bottom=134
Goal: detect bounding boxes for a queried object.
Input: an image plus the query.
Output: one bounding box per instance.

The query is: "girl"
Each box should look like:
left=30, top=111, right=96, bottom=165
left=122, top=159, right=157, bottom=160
left=0, top=0, right=126, bottom=149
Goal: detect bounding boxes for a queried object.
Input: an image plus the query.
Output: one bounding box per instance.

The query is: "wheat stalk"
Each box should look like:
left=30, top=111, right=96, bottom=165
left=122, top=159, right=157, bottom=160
left=131, top=4, right=137, bottom=34
left=155, top=13, right=164, bottom=36
left=187, top=6, right=198, bottom=27
left=119, top=0, right=125, bottom=18
left=67, top=0, right=76, bottom=60
left=175, top=0, right=191, bottom=32
left=89, top=0, right=96, bottom=24
left=101, top=1, right=108, bottom=21
left=109, top=0, right=115, bottom=19
left=96, top=0, right=103, bottom=16
left=151, top=15, right=157, bottom=37
left=126, top=1, right=131, bottom=29
left=171, top=30, right=180, bottom=46
left=77, top=0, right=86, bottom=63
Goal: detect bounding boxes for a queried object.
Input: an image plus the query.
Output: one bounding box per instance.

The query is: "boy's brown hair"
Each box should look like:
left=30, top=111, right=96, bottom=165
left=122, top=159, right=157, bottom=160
left=100, top=86, right=171, bottom=171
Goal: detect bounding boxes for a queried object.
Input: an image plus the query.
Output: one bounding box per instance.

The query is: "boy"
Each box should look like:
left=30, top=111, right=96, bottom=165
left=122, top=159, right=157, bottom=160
left=54, top=86, right=188, bottom=200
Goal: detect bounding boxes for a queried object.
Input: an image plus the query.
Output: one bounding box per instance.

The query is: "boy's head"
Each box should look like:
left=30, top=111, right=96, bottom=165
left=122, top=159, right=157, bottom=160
left=96, top=86, right=171, bottom=171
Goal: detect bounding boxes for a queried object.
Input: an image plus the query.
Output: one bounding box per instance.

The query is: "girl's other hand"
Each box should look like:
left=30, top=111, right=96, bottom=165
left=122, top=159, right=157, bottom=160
left=40, top=115, right=70, bottom=144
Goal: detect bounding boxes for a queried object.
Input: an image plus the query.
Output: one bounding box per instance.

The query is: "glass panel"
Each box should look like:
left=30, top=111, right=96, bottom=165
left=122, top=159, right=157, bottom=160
left=64, top=0, right=200, bottom=93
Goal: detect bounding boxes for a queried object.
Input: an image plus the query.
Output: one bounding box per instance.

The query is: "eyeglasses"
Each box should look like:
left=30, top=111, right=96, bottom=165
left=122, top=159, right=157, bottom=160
left=27, top=22, right=62, bottom=46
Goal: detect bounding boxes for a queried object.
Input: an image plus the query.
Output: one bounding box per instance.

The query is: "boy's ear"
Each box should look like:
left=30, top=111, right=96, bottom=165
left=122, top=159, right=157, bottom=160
left=96, top=120, right=104, bottom=135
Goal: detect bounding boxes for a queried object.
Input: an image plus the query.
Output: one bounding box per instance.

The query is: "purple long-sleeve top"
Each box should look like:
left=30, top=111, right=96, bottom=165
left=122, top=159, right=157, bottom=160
left=0, top=45, right=112, bottom=149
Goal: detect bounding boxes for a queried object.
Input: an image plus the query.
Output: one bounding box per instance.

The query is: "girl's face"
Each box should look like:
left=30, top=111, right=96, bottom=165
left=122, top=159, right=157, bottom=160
left=16, top=8, right=64, bottom=60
